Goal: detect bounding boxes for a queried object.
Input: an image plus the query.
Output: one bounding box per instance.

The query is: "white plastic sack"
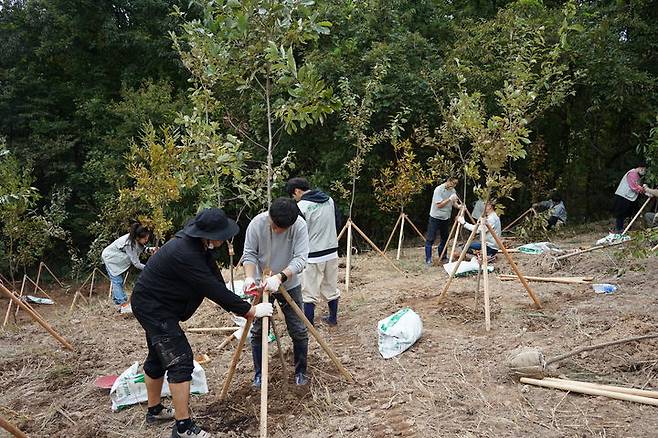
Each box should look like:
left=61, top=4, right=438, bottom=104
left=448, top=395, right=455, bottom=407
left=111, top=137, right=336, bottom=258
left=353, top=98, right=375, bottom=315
left=443, top=258, right=494, bottom=277
left=110, top=361, right=208, bottom=411
left=515, top=242, right=562, bottom=255
left=377, top=308, right=423, bottom=359
left=596, top=233, right=631, bottom=246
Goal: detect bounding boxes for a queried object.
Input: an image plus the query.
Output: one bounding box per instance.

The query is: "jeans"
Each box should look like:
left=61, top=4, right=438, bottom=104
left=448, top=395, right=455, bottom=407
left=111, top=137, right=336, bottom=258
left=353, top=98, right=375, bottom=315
left=106, top=266, right=127, bottom=305
left=251, top=285, right=308, bottom=376
left=425, top=216, right=451, bottom=262
left=468, top=241, right=498, bottom=256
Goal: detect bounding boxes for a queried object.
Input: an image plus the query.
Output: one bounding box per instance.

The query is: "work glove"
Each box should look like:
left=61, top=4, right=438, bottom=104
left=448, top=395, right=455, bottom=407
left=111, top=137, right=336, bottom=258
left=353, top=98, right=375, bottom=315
left=263, top=274, right=282, bottom=292
left=449, top=193, right=459, bottom=202
left=242, top=277, right=258, bottom=296
left=253, top=302, right=274, bottom=318
left=457, top=215, right=465, bottom=225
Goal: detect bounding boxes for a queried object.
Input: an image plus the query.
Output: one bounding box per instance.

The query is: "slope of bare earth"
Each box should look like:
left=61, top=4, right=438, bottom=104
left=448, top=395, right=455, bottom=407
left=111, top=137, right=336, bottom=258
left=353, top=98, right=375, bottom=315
left=1, top=223, right=657, bottom=437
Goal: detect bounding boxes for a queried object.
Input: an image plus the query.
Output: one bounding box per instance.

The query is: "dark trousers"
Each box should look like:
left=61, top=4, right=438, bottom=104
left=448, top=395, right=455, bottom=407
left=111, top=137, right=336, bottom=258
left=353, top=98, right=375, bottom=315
left=251, top=285, right=308, bottom=376
left=613, top=195, right=636, bottom=233
left=425, top=216, right=451, bottom=262
left=547, top=215, right=560, bottom=230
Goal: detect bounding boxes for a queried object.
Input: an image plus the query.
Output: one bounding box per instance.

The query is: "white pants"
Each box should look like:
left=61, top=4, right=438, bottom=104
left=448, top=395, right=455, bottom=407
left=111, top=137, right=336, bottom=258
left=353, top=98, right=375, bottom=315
left=301, top=259, right=340, bottom=304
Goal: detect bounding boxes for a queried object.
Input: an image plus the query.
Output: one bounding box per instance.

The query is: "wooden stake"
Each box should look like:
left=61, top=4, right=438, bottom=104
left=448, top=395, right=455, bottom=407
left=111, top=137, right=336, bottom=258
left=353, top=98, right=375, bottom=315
left=33, top=263, right=43, bottom=296
left=555, top=239, right=629, bottom=261
left=278, top=286, right=354, bottom=382
left=69, top=272, right=93, bottom=313
left=260, top=289, right=269, bottom=438
left=502, top=208, right=535, bottom=232
left=543, top=377, right=658, bottom=399
left=219, top=314, right=255, bottom=400
left=345, top=220, right=353, bottom=295
left=3, top=276, right=25, bottom=327
left=485, top=222, right=542, bottom=309
left=438, top=218, right=459, bottom=261
left=480, top=225, right=491, bottom=332
left=437, top=219, right=481, bottom=303
left=499, top=275, right=593, bottom=284
left=337, top=222, right=348, bottom=242
left=545, top=333, right=658, bottom=366
left=449, top=221, right=462, bottom=263
left=0, top=415, right=29, bottom=438
left=0, top=283, right=74, bottom=351
left=652, top=242, right=658, bottom=252
left=520, top=377, right=658, bottom=407
left=351, top=221, right=405, bottom=276
left=396, top=212, right=405, bottom=260
left=218, top=334, right=234, bottom=350
left=269, top=314, right=288, bottom=381
left=383, top=213, right=403, bottom=253
left=88, top=269, right=96, bottom=299
left=187, top=327, right=240, bottom=333
left=622, top=197, right=651, bottom=235
left=404, top=214, right=427, bottom=242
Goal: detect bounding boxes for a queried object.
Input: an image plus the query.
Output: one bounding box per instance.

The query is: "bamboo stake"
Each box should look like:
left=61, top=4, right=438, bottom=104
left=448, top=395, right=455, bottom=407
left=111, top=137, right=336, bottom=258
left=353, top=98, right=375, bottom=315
left=351, top=221, right=405, bottom=275
left=278, top=286, right=354, bottom=382
left=438, top=217, right=459, bottom=261
left=449, top=221, right=462, bottom=263
left=218, top=334, right=234, bottom=350
left=260, top=288, right=269, bottom=438
left=622, top=197, right=651, bottom=235
left=337, top=222, right=348, bottom=242
left=345, top=221, right=353, bottom=294
left=228, top=242, right=236, bottom=294
left=13, top=275, right=30, bottom=319
left=481, top=225, right=491, bottom=332
left=555, top=239, right=629, bottom=261
left=33, top=263, right=43, bottom=296
left=23, top=275, right=53, bottom=300
left=383, top=213, right=403, bottom=253
left=3, top=276, right=25, bottom=327
left=543, top=377, right=658, bottom=399
left=502, top=208, right=535, bottom=232
left=187, top=327, right=240, bottom=333
left=404, top=214, right=427, bottom=242
left=485, top=222, right=542, bottom=309
left=0, top=283, right=74, bottom=351
left=88, top=269, right=96, bottom=299
left=437, top=219, right=480, bottom=303
left=69, top=272, right=93, bottom=313
left=42, top=262, right=65, bottom=288
left=545, top=333, right=658, bottom=366
left=652, top=242, right=658, bottom=252
left=499, top=275, right=593, bottom=284
left=520, top=377, right=658, bottom=407
left=0, top=415, right=29, bottom=438
left=219, top=314, right=255, bottom=400
left=396, top=212, right=405, bottom=260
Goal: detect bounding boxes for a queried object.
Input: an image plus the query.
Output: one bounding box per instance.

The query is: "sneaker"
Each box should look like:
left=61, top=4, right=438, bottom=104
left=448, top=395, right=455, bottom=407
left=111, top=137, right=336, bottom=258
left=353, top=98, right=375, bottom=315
left=146, top=405, right=175, bottom=424
left=252, top=374, right=261, bottom=389
left=295, top=373, right=309, bottom=386
left=118, top=303, right=132, bottom=314
left=171, top=422, right=211, bottom=438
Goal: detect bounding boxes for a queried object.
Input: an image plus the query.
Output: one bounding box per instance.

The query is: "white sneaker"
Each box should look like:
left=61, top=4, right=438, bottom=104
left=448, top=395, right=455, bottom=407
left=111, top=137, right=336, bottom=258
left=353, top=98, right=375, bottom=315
left=118, top=303, right=132, bottom=314
left=171, top=422, right=211, bottom=437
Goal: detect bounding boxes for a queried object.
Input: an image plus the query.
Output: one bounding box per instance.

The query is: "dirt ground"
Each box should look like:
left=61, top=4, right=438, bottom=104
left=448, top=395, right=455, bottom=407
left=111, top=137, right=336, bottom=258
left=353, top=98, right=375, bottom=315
left=1, top=222, right=658, bottom=438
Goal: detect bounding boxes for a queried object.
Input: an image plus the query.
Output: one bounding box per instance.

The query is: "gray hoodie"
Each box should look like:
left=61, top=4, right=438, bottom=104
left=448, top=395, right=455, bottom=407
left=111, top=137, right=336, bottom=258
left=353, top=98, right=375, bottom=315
left=297, top=189, right=339, bottom=263
left=101, top=233, right=145, bottom=277
left=242, top=212, right=309, bottom=289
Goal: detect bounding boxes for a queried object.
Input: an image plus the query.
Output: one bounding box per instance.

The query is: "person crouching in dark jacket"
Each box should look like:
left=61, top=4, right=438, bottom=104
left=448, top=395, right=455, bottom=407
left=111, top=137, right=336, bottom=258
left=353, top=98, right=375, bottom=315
left=131, top=208, right=273, bottom=438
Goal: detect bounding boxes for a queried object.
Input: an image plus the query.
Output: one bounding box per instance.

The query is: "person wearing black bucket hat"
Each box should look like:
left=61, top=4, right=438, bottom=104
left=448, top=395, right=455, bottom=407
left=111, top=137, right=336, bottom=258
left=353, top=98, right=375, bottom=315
left=131, top=208, right=273, bottom=438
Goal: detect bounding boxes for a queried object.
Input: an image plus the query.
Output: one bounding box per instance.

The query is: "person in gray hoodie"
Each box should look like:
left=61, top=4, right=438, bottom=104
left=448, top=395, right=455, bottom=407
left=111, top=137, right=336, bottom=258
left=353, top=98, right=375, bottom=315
left=243, top=198, right=310, bottom=386
left=286, top=177, right=341, bottom=326
left=533, top=193, right=567, bottom=230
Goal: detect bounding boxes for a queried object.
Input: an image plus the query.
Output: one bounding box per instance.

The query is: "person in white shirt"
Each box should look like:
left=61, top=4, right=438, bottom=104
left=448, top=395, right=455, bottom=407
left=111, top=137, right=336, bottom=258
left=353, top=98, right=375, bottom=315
left=425, top=177, right=462, bottom=265
left=457, top=201, right=501, bottom=258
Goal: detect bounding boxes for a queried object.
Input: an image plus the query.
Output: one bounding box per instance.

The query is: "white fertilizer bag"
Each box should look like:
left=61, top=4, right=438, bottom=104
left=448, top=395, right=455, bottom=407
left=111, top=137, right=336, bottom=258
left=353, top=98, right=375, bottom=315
left=378, top=307, right=423, bottom=359
left=110, top=361, right=208, bottom=411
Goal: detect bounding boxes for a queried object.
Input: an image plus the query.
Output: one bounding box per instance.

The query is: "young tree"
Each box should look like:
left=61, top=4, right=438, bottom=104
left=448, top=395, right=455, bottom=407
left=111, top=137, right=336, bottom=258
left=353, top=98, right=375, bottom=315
left=172, top=0, right=339, bottom=206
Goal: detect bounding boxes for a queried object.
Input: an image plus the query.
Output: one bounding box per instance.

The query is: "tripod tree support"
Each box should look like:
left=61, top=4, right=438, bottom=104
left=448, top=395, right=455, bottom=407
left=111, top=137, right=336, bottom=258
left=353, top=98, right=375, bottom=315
left=438, top=219, right=481, bottom=303
left=0, top=283, right=74, bottom=351
left=502, top=207, right=535, bottom=232
left=622, top=197, right=651, bottom=235
left=277, top=285, right=354, bottom=383
left=480, top=225, right=491, bottom=332
left=438, top=218, right=459, bottom=261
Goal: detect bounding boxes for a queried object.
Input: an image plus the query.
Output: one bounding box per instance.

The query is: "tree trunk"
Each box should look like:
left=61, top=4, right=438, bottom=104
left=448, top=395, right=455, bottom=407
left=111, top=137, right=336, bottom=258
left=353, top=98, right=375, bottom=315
left=266, top=74, right=273, bottom=208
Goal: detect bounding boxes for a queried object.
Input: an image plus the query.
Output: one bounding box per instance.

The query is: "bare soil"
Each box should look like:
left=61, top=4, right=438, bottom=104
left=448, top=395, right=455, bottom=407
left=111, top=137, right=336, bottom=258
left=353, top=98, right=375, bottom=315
left=1, top=222, right=658, bottom=437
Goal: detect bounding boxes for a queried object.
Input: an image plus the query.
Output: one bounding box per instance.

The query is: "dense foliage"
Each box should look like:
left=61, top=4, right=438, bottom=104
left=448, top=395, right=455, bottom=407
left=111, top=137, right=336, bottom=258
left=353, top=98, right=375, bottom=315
left=1, top=0, right=657, bottom=275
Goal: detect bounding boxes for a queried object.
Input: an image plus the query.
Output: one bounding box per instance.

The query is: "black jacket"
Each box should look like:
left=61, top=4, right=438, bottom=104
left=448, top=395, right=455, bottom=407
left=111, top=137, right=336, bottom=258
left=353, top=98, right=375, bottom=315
left=132, top=234, right=251, bottom=324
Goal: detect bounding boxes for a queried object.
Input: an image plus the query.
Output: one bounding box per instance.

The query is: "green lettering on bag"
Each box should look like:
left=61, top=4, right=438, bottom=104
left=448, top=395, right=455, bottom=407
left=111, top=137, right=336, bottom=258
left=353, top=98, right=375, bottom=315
left=379, top=307, right=410, bottom=333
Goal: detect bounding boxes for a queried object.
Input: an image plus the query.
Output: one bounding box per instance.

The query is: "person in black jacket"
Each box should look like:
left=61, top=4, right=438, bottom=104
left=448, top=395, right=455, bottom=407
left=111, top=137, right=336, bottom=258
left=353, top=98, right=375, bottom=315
left=131, top=208, right=273, bottom=438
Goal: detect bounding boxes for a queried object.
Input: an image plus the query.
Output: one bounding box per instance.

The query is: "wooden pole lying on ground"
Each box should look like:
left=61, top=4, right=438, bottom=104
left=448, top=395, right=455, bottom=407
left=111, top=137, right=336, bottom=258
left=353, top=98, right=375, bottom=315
left=502, top=208, right=535, bottom=232
left=486, top=222, right=542, bottom=309
left=520, top=377, right=658, bottom=407
left=383, top=213, right=403, bottom=253
left=498, top=275, right=593, bottom=285
left=0, top=415, right=29, bottom=438
left=218, top=334, right=234, bottom=350
left=543, top=377, right=658, bottom=399
left=260, top=289, right=269, bottom=438
left=437, top=219, right=481, bottom=303
left=545, top=333, right=658, bottom=366
left=278, top=285, right=354, bottom=383
left=622, top=197, right=651, bottom=235
left=186, top=327, right=240, bottom=333
left=480, top=225, right=491, bottom=332
left=0, top=283, right=74, bottom=351
left=555, top=239, right=629, bottom=261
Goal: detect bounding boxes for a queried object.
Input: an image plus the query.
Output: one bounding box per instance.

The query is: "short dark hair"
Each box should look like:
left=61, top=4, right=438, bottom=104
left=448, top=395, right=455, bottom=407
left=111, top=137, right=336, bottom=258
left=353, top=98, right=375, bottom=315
left=285, top=177, right=310, bottom=197
left=269, top=198, right=300, bottom=228
left=638, top=162, right=647, bottom=168
left=550, top=193, right=562, bottom=203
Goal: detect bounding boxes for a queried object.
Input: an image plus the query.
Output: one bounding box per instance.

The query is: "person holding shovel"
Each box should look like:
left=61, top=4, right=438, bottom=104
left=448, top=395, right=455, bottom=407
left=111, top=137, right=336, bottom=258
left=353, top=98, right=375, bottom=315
left=242, top=197, right=310, bottom=387
left=286, top=177, right=341, bottom=326
left=458, top=201, right=501, bottom=261
left=613, top=163, right=648, bottom=233
left=425, top=177, right=462, bottom=266
left=131, top=208, right=273, bottom=438
left=101, top=221, right=151, bottom=314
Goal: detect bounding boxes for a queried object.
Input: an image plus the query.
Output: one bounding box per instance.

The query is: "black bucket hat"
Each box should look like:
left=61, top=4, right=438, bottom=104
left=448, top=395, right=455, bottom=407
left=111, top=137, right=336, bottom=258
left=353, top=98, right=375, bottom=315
left=181, top=208, right=240, bottom=241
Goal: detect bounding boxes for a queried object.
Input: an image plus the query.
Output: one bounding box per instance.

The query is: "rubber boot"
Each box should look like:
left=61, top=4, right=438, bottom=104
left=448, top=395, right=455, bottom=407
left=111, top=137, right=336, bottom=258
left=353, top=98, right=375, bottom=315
left=424, top=243, right=432, bottom=265
left=292, top=339, right=308, bottom=385
left=303, top=302, right=316, bottom=326
left=251, top=344, right=262, bottom=388
left=322, top=299, right=338, bottom=326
